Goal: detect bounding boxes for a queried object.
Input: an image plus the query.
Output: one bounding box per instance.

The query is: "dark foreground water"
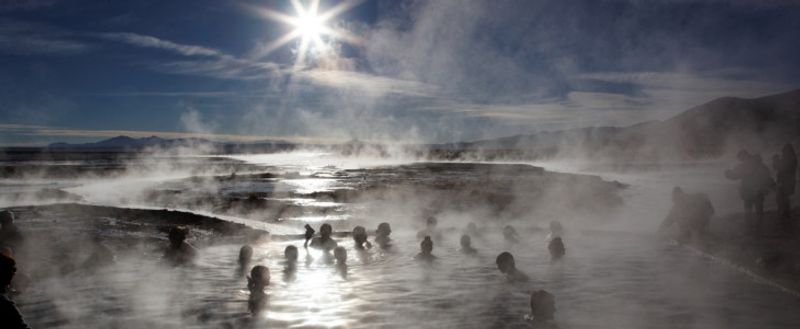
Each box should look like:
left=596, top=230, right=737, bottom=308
left=16, top=227, right=800, bottom=329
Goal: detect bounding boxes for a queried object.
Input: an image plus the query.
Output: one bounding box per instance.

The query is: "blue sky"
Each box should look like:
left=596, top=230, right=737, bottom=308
left=0, top=0, right=798, bottom=146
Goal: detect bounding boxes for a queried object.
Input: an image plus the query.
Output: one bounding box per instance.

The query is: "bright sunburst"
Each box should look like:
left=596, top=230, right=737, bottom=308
left=251, top=0, right=363, bottom=66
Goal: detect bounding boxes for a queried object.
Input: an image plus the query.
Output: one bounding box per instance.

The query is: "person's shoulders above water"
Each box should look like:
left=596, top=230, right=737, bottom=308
left=0, top=294, right=32, bottom=329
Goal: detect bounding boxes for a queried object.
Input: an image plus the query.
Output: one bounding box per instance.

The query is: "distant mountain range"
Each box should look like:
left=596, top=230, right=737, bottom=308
left=432, top=89, right=800, bottom=161
left=23, top=89, right=800, bottom=161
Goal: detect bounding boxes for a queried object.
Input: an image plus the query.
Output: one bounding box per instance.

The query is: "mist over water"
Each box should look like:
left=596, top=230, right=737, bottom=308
left=2, top=151, right=799, bottom=328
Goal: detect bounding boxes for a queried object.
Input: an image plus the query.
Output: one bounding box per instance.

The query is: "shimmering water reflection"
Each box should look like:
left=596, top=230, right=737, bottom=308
left=18, top=228, right=800, bottom=328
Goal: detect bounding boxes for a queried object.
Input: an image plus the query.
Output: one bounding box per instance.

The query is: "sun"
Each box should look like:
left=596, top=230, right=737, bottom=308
left=250, top=0, right=363, bottom=65
left=294, top=6, right=325, bottom=42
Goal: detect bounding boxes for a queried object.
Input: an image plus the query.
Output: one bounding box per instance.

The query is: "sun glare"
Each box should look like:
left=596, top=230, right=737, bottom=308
left=296, top=10, right=324, bottom=41
left=251, top=0, right=364, bottom=65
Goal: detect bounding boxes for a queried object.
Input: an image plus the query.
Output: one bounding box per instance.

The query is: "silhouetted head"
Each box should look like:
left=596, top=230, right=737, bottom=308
left=376, top=222, right=391, bottom=237
left=352, top=226, right=368, bottom=247
left=168, top=226, right=189, bottom=247
left=737, top=149, right=752, bottom=162
left=0, top=210, right=14, bottom=227
left=460, top=235, right=472, bottom=249
left=0, top=253, right=16, bottom=292
left=284, top=245, right=298, bottom=263
left=530, top=290, right=556, bottom=321
left=548, top=237, right=565, bottom=259
left=248, top=265, right=270, bottom=291
left=333, top=246, right=347, bottom=265
left=239, top=245, right=253, bottom=265
left=672, top=186, right=684, bottom=202
left=496, top=252, right=516, bottom=273
left=426, top=216, right=438, bottom=229
left=420, top=236, right=434, bottom=255
left=320, top=223, right=333, bottom=239
left=467, top=222, right=478, bottom=232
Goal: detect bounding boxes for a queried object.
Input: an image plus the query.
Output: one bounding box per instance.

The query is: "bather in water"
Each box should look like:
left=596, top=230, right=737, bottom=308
left=239, top=245, right=253, bottom=267
left=526, top=289, right=557, bottom=326
left=247, top=265, right=270, bottom=316
left=548, top=237, right=565, bottom=260
left=495, top=252, right=529, bottom=282
left=415, top=236, right=436, bottom=262
left=459, top=234, right=478, bottom=255
left=352, top=226, right=372, bottom=250
left=374, top=222, right=393, bottom=249
left=309, top=223, right=338, bottom=252
left=162, top=226, right=198, bottom=266
left=0, top=211, right=24, bottom=251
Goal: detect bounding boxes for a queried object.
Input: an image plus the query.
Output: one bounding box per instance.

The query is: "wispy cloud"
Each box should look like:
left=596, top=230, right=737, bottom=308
left=0, top=18, right=90, bottom=55
left=94, top=32, right=224, bottom=57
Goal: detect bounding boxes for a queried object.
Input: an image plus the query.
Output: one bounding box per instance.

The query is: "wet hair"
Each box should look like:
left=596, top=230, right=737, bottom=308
left=284, top=245, right=298, bottom=262
left=530, top=290, right=556, bottom=321
left=0, top=210, right=13, bottom=226
left=549, top=237, right=565, bottom=259
left=239, top=245, right=253, bottom=265
left=421, top=236, right=434, bottom=254
left=353, top=226, right=368, bottom=245
left=460, top=234, right=472, bottom=248
left=376, top=222, right=391, bottom=236
left=0, top=253, right=16, bottom=289
left=496, top=252, right=515, bottom=273
left=248, top=265, right=270, bottom=291
left=333, top=246, right=347, bottom=264
left=320, top=223, right=333, bottom=237
left=168, top=226, right=189, bottom=244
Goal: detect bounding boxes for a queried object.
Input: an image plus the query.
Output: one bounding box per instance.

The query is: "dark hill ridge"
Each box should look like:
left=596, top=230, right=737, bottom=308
left=444, top=89, right=800, bottom=161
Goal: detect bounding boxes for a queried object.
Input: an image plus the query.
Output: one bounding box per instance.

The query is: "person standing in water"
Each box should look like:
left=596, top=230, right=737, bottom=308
left=0, top=253, right=31, bottom=329
left=415, top=236, right=436, bottom=262
left=459, top=234, right=478, bottom=255
left=548, top=237, right=565, bottom=260
left=659, top=186, right=714, bottom=242
left=725, top=150, right=775, bottom=233
left=374, top=222, right=392, bottom=249
left=495, top=252, right=529, bottom=282
left=309, top=223, right=338, bottom=252
left=0, top=211, right=24, bottom=251
left=247, top=265, right=270, bottom=316
left=352, top=226, right=372, bottom=250
left=772, top=144, right=797, bottom=230
left=527, top=290, right=556, bottom=325
left=162, top=226, right=198, bottom=266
